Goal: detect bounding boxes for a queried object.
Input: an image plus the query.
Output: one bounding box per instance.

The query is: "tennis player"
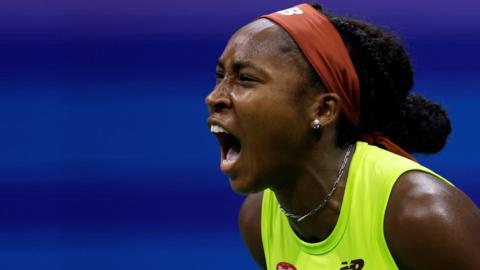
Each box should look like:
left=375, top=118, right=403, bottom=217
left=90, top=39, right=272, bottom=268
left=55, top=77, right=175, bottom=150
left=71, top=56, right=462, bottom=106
left=206, top=3, right=480, bottom=269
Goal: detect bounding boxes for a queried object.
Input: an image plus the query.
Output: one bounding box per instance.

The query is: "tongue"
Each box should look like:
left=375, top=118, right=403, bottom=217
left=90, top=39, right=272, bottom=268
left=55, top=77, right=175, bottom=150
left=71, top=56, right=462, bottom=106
left=226, top=147, right=239, bottom=161
left=225, top=141, right=241, bottom=161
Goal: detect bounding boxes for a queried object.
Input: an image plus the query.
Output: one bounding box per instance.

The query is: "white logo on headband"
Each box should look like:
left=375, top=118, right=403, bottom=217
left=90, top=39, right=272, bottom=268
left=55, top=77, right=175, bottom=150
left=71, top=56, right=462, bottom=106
left=277, top=7, right=303, bottom=16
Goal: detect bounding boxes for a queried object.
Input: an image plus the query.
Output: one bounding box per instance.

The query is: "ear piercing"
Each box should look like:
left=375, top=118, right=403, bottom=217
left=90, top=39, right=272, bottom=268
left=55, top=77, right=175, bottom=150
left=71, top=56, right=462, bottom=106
left=312, top=119, right=322, bottom=130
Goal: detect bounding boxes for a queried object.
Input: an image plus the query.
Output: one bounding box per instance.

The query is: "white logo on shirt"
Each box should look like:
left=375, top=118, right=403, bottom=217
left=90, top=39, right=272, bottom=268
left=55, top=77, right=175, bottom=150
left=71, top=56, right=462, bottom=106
left=277, top=7, right=303, bottom=16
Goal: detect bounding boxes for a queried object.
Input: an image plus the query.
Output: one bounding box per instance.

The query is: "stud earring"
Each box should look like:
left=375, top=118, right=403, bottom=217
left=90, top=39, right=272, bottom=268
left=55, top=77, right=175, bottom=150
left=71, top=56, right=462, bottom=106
left=312, top=119, right=322, bottom=130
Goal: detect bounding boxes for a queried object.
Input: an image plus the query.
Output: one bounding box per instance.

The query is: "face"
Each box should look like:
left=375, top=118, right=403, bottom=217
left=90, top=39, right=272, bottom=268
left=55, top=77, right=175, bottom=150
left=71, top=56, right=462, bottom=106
left=205, top=19, right=317, bottom=194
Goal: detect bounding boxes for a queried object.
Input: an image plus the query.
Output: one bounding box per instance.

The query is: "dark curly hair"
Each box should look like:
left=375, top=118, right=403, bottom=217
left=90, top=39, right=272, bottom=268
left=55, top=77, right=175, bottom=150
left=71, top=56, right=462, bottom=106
left=308, top=3, right=451, bottom=153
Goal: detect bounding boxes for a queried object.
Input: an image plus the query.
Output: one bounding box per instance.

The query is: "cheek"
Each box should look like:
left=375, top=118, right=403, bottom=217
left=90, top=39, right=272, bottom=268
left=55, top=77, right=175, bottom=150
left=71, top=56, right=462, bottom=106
left=247, top=101, right=306, bottom=149
left=241, top=91, right=303, bottom=131
left=242, top=102, right=307, bottom=172
left=232, top=85, right=311, bottom=188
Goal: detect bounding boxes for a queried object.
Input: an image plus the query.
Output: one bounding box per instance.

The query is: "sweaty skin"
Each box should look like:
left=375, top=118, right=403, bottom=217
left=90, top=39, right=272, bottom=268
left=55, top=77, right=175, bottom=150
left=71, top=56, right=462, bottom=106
left=207, top=20, right=480, bottom=270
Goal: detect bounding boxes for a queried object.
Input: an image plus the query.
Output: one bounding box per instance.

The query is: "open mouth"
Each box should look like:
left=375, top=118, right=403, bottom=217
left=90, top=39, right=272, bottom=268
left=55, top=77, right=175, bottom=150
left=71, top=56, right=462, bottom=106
left=210, top=125, right=242, bottom=172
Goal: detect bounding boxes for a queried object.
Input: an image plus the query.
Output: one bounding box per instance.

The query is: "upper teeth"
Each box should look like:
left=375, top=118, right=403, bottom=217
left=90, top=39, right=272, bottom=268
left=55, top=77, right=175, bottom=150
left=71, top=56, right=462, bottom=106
left=210, top=125, right=229, bottom=134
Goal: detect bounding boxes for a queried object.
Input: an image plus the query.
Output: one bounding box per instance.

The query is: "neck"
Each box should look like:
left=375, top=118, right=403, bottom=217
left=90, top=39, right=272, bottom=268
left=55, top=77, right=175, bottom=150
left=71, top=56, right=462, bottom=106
left=271, top=142, right=355, bottom=242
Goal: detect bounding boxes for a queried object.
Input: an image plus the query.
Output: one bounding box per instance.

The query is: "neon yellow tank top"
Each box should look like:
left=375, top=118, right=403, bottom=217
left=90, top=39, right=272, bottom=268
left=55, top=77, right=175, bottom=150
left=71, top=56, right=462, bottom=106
left=261, top=141, right=450, bottom=270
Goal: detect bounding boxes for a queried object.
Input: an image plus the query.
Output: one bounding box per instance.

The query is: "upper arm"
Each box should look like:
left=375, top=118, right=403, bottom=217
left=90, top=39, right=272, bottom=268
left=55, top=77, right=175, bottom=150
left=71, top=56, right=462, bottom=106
left=385, top=171, right=480, bottom=270
left=238, top=192, right=266, bottom=270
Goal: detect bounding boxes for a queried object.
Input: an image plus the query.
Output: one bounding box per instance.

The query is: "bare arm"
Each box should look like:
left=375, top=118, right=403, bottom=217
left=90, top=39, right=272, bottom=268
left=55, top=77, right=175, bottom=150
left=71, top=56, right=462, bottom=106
left=238, top=192, right=266, bottom=270
left=385, top=171, right=480, bottom=270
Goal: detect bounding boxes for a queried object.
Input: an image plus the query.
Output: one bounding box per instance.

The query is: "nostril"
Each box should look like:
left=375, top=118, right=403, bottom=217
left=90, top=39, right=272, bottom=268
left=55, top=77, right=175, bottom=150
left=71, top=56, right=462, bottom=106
left=212, top=101, right=228, bottom=113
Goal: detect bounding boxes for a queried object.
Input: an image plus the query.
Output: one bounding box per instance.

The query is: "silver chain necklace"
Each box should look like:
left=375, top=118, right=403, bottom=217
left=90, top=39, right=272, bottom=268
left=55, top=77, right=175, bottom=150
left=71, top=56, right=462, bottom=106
left=278, top=144, right=354, bottom=223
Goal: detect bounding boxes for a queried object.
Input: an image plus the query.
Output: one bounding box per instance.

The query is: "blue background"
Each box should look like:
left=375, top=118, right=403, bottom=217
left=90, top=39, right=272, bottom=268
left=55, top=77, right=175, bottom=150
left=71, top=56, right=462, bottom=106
left=0, top=0, right=478, bottom=269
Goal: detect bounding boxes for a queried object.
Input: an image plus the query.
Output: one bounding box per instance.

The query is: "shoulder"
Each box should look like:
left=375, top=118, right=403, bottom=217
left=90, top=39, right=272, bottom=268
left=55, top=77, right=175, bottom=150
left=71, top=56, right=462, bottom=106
left=238, top=192, right=266, bottom=270
left=385, top=170, right=480, bottom=269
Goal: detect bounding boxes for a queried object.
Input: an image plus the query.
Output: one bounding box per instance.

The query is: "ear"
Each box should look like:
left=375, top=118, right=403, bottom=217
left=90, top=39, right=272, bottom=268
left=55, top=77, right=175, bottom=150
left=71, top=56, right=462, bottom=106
left=309, top=93, right=342, bottom=127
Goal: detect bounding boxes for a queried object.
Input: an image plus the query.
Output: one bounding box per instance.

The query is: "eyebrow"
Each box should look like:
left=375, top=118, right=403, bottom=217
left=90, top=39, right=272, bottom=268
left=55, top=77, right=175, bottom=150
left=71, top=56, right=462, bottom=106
left=216, top=60, right=268, bottom=76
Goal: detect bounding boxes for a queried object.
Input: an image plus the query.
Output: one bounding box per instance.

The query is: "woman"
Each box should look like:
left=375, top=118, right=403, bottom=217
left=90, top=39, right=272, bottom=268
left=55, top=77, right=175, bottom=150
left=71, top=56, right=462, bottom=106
left=205, top=3, right=480, bottom=269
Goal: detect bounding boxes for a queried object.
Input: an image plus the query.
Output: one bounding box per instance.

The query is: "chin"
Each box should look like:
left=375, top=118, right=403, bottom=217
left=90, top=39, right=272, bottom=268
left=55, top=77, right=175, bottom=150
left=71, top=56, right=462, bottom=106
left=228, top=175, right=265, bottom=195
left=229, top=178, right=251, bottom=195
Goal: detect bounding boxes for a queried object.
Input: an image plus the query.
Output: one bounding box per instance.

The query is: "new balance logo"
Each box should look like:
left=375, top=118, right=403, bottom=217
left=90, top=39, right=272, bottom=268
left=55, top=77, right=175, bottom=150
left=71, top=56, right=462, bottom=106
left=276, top=262, right=297, bottom=270
left=277, top=7, right=303, bottom=16
left=340, top=259, right=365, bottom=270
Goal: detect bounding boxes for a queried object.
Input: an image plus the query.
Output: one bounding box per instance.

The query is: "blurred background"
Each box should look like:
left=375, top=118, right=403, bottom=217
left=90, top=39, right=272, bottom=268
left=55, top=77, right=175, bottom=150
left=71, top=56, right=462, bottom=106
left=0, top=0, right=478, bottom=269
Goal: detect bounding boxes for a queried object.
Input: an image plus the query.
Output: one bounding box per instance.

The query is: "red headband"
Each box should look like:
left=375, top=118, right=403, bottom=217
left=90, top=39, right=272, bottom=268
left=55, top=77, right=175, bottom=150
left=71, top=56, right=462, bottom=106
left=261, top=3, right=416, bottom=161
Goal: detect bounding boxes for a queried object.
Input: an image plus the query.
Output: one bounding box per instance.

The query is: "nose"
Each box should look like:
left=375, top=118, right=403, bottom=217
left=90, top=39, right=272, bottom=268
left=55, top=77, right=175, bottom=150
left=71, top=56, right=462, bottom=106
left=205, top=84, right=233, bottom=114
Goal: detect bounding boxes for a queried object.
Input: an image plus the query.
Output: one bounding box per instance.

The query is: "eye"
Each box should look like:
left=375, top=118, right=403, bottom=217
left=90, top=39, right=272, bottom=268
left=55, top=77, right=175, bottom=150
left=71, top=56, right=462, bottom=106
left=215, top=70, right=225, bottom=80
left=238, top=74, right=257, bottom=82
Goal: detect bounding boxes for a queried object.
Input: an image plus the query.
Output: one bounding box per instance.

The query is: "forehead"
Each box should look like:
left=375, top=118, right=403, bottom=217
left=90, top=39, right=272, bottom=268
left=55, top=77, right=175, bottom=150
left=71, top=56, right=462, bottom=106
left=219, top=19, right=300, bottom=68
